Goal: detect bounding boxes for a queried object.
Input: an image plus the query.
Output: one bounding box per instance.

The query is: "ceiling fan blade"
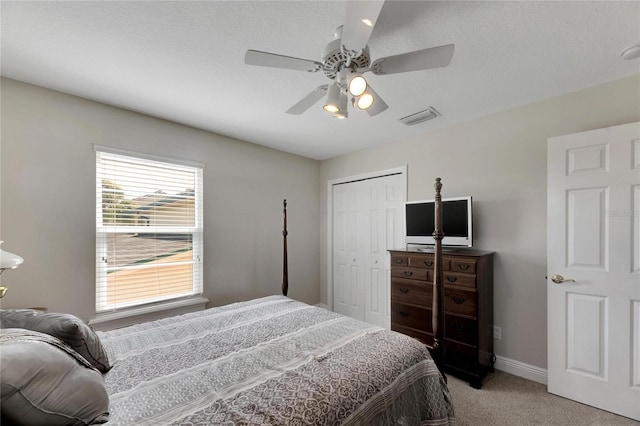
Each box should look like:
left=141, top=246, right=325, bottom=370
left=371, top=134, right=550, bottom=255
left=365, top=85, right=388, bottom=116
left=286, top=85, right=329, bottom=115
left=341, top=0, right=385, bottom=52
left=245, top=50, right=323, bottom=72
left=371, top=44, right=455, bottom=75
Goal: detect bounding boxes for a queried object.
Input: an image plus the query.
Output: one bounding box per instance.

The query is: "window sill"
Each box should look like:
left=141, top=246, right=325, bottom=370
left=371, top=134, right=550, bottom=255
left=89, top=296, right=209, bottom=331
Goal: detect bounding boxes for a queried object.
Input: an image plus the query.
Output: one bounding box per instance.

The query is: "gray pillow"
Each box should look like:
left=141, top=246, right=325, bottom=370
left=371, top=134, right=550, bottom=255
left=0, top=328, right=109, bottom=426
left=0, top=309, right=110, bottom=373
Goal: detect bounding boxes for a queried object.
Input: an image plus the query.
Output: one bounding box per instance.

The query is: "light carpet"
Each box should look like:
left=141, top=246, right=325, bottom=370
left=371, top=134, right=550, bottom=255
left=447, top=370, right=639, bottom=426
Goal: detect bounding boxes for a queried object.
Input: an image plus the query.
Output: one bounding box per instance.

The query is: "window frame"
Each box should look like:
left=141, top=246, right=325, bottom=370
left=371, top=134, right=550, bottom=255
left=95, top=145, right=204, bottom=313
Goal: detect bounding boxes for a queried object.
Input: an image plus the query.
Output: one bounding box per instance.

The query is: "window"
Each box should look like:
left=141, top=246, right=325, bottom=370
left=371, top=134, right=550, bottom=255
left=95, top=147, right=203, bottom=312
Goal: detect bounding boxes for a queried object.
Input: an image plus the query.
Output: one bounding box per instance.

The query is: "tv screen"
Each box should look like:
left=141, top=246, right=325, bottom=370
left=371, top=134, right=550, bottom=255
left=405, top=196, right=473, bottom=247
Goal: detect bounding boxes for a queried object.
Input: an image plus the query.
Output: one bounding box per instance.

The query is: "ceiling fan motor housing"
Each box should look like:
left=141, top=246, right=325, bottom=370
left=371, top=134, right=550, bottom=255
left=322, top=38, right=370, bottom=80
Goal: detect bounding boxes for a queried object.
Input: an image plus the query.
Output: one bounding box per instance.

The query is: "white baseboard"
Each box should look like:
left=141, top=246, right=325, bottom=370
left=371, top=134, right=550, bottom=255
left=494, top=355, right=548, bottom=385
left=315, top=303, right=329, bottom=310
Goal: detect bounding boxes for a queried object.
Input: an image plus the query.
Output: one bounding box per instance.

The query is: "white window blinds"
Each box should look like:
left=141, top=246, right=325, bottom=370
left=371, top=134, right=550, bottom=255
left=95, top=148, right=203, bottom=312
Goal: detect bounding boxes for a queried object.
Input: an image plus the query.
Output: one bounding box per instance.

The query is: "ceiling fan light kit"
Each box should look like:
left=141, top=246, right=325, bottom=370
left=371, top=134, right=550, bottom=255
left=323, top=83, right=341, bottom=113
left=335, top=93, right=349, bottom=119
left=244, top=0, right=454, bottom=119
left=347, top=73, right=367, bottom=97
left=355, top=93, right=374, bottom=110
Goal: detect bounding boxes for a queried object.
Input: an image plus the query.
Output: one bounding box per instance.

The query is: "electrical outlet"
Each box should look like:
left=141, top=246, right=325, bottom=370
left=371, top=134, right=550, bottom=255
left=492, top=326, right=502, bottom=340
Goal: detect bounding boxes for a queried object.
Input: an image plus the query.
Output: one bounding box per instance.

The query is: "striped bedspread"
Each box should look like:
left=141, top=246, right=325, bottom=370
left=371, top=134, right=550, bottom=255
left=98, top=296, right=455, bottom=425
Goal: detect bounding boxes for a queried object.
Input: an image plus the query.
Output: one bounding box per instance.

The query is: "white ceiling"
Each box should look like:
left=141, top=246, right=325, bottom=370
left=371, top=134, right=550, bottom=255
left=2, top=1, right=639, bottom=160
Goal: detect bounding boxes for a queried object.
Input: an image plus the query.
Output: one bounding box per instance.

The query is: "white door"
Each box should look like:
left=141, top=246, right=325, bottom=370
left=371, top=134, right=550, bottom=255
left=364, top=173, right=405, bottom=327
left=333, top=172, right=405, bottom=328
left=547, top=121, right=640, bottom=420
left=333, top=179, right=367, bottom=322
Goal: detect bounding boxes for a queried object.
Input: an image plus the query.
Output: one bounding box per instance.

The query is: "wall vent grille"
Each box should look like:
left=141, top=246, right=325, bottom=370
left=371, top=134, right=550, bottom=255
left=398, top=107, right=441, bottom=126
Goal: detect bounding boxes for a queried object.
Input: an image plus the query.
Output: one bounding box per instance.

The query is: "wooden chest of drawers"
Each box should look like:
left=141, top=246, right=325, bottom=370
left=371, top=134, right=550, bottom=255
left=389, top=248, right=494, bottom=388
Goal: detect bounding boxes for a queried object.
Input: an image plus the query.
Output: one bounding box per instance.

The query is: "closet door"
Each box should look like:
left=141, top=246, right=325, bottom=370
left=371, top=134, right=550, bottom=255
left=364, top=173, right=405, bottom=327
left=333, top=173, right=405, bottom=328
left=333, top=179, right=367, bottom=322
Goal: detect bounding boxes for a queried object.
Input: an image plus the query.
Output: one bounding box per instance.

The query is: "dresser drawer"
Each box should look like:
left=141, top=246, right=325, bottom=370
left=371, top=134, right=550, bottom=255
left=408, top=255, right=435, bottom=269
left=391, top=255, right=409, bottom=267
left=391, top=267, right=428, bottom=282
left=450, top=259, right=477, bottom=274
left=408, top=255, right=454, bottom=271
left=444, top=339, right=478, bottom=372
left=392, top=281, right=432, bottom=306
left=443, top=272, right=476, bottom=288
left=444, top=288, right=477, bottom=317
left=445, top=314, right=478, bottom=345
left=392, top=324, right=434, bottom=346
left=391, top=302, right=432, bottom=331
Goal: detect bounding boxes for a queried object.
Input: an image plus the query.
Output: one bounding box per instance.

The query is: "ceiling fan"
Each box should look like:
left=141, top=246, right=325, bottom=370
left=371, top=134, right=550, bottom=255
left=244, top=1, right=454, bottom=119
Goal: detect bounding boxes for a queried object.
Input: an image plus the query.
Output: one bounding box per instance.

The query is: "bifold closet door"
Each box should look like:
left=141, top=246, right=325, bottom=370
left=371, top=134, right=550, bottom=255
left=333, top=179, right=367, bottom=322
left=333, top=173, right=405, bottom=328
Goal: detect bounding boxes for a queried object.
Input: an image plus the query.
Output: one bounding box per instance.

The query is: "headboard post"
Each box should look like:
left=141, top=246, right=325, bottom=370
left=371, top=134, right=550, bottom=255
left=432, top=178, right=446, bottom=376
left=282, top=199, right=289, bottom=296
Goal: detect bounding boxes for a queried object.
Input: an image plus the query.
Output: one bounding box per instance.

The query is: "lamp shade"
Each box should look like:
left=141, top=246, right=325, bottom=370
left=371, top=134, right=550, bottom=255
left=348, top=74, right=367, bottom=97
left=323, top=83, right=341, bottom=113
left=0, top=242, right=23, bottom=270
left=355, top=92, right=374, bottom=110
left=334, top=92, right=349, bottom=119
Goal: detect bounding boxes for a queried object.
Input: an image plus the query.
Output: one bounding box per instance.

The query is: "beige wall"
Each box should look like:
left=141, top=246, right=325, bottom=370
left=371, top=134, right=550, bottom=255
left=0, top=78, right=321, bottom=321
left=320, top=74, right=640, bottom=370
left=3, top=74, right=639, bottom=371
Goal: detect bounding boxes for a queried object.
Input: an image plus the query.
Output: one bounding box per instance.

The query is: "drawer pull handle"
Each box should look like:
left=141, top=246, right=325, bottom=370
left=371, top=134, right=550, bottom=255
left=424, top=260, right=433, bottom=267
left=446, top=276, right=458, bottom=283
left=458, top=264, right=470, bottom=271
left=404, top=271, right=413, bottom=277
left=395, top=258, right=404, bottom=264
left=399, top=310, right=409, bottom=317
left=452, top=296, right=466, bottom=304
left=399, top=287, right=409, bottom=294
left=451, top=323, right=465, bottom=330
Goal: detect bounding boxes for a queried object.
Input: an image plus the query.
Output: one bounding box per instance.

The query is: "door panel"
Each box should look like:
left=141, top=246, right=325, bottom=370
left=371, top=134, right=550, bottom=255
left=333, top=182, right=364, bottom=320
left=332, top=171, right=405, bottom=327
left=633, top=185, right=640, bottom=272
left=364, top=174, right=404, bottom=327
left=566, top=292, right=607, bottom=379
left=566, top=187, right=608, bottom=269
left=548, top=121, right=640, bottom=420
left=369, top=267, right=383, bottom=315
left=631, top=300, right=640, bottom=390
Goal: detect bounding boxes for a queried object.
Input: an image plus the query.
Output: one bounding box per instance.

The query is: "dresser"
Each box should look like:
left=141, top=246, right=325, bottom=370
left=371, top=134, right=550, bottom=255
left=388, top=248, right=494, bottom=388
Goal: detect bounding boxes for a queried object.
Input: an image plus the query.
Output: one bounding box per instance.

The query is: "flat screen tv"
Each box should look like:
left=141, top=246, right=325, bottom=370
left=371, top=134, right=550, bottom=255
left=405, top=196, right=473, bottom=247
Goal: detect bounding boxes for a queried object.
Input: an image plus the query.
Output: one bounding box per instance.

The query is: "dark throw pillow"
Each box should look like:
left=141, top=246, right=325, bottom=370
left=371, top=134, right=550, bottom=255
left=0, top=309, right=111, bottom=373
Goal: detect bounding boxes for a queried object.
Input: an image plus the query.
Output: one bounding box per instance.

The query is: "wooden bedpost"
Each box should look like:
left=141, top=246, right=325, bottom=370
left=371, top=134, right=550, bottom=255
left=282, top=199, right=289, bottom=296
left=432, top=178, right=446, bottom=378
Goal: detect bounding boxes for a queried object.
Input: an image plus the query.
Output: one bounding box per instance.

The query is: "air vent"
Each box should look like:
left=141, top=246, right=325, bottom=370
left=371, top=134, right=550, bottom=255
left=398, top=107, right=441, bottom=126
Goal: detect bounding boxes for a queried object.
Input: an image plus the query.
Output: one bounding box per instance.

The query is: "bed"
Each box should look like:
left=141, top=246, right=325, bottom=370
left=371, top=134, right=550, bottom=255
left=1, top=178, right=453, bottom=426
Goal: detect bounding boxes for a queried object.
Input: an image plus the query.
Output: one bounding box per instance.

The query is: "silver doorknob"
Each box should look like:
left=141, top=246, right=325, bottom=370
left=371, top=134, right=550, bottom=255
left=551, top=274, right=575, bottom=284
